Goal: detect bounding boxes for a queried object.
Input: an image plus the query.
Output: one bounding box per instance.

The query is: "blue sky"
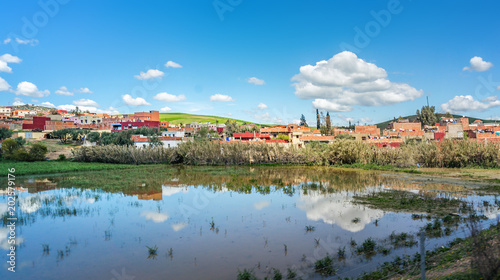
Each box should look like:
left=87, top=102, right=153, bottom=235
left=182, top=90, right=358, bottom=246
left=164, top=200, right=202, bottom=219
left=1, top=0, right=499, bottom=125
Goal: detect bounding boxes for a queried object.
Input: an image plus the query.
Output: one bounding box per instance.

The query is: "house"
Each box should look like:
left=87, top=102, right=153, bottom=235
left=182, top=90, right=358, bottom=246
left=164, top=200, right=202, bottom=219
left=134, top=110, right=159, bottom=122
left=131, top=134, right=189, bottom=148
left=111, top=120, right=159, bottom=132
left=0, top=106, right=12, bottom=116
left=355, top=125, right=380, bottom=136
left=22, top=116, right=50, bottom=130
left=298, top=135, right=335, bottom=145
left=162, top=129, right=185, bottom=138
left=12, top=109, right=31, bottom=118
left=233, top=132, right=271, bottom=141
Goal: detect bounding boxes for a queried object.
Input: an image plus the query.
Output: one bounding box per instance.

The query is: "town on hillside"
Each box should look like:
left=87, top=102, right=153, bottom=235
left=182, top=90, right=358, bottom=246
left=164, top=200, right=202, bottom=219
left=1, top=105, right=499, bottom=148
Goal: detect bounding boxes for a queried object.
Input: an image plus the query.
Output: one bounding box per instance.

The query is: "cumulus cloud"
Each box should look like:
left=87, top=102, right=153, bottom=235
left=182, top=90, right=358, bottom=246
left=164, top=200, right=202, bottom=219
left=3, top=38, right=10, bottom=44
left=55, top=86, right=74, bottom=96
left=210, top=94, right=234, bottom=102
left=153, top=92, right=186, bottom=102
left=312, top=99, right=353, bottom=112
left=292, top=51, right=423, bottom=112
left=40, top=102, right=55, bottom=108
left=122, top=94, right=151, bottom=106
left=247, top=77, right=265, bottom=85
left=0, top=54, right=21, bottom=73
left=13, top=97, right=24, bottom=106
left=463, top=56, right=493, bottom=72
left=78, top=87, right=93, bottom=93
left=14, top=81, right=50, bottom=97
left=0, top=54, right=22, bottom=63
left=257, top=103, right=268, bottom=110
left=0, top=77, right=10, bottom=91
left=160, top=106, right=172, bottom=112
left=440, top=95, right=500, bottom=113
left=134, top=69, right=164, bottom=80
left=140, top=211, right=169, bottom=223
left=73, top=98, right=99, bottom=107
left=165, top=61, right=182, bottom=68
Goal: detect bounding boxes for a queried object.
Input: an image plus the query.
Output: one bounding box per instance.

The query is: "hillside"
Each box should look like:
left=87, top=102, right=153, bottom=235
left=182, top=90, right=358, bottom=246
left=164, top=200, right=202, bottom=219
left=159, top=112, right=265, bottom=126
left=375, top=114, right=494, bottom=129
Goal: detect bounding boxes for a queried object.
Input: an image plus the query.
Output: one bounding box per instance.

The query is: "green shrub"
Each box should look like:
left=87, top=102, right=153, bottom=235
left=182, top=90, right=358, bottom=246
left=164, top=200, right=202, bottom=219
left=28, top=143, right=48, bottom=161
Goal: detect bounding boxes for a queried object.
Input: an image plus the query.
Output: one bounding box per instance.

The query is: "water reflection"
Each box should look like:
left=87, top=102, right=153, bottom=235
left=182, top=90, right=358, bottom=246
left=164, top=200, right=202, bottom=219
left=0, top=166, right=498, bottom=280
left=298, top=190, right=384, bottom=232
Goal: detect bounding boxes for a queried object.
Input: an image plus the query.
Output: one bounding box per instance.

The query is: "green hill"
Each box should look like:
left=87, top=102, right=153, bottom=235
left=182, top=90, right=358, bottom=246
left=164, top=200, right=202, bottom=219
left=159, top=112, right=266, bottom=126
left=375, top=114, right=494, bottom=129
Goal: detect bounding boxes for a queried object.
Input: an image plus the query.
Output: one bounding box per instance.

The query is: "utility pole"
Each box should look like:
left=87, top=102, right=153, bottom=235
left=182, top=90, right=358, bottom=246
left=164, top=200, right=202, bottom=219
left=426, top=96, right=430, bottom=107
left=420, top=231, right=426, bottom=280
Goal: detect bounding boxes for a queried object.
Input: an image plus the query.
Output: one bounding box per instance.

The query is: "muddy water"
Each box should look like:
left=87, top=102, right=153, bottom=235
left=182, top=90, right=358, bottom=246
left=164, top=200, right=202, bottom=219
left=0, top=166, right=498, bottom=279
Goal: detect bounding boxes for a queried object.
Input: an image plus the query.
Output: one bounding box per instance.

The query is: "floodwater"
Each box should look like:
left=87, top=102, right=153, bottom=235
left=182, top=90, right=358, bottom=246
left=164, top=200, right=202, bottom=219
left=0, top=166, right=499, bottom=280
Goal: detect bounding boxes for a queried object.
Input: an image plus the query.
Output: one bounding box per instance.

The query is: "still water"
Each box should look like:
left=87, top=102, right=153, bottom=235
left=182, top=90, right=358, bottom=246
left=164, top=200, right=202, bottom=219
left=1, top=166, right=498, bottom=279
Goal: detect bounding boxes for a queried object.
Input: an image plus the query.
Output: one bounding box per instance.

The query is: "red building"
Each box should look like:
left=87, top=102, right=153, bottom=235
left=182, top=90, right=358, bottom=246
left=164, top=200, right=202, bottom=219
left=233, top=132, right=271, bottom=141
left=22, top=116, right=50, bottom=130
left=111, top=121, right=159, bottom=132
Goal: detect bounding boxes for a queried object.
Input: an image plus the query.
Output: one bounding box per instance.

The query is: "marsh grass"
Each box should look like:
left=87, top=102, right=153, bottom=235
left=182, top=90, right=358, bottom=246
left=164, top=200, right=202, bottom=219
left=314, top=254, right=335, bottom=276
left=305, top=225, right=315, bottom=232
left=72, top=139, right=500, bottom=168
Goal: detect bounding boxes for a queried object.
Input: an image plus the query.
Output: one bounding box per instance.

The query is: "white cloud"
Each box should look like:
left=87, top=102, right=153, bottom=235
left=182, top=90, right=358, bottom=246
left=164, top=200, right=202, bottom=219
left=360, top=117, right=372, bottom=123
left=0, top=54, right=21, bottom=63
left=3, top=38, right=11, bottom=44
left=440, top=95, right=500, bottom=113
left=73, top=99, right=99, bottom=107
left=292, top=51, right=423, bottom=112
left=14, top=81, right=50, bottom=97
left=40, top=101, right=55, bottom=108
left=153, top=92, right=186, bottom=102
left=257, top=103, right=268, bottom=110
left=224, top=112, right=233, bottom=116
left=55, top=86, right=74, bottom=96
left=248, top=77, right=265, bottom=85
left=140, top=211, right=169, bottom=223
left=497, top=86, right=500, bottom=91
left=165, top=61, right=182, bottom=68
left=13, top=97, right=24, bottom=106
left=463, top=56, right=493, bottom=72
left=122, top=94, right=151, bottom=106
left=0, top=61, right=12, bottom=73
left=210, top=94, right=234, bottom=102
left=487, top=116, right=500, bottom=121
left=134, top=69, right=164, bottom=80
left=312, top=99, right=353, bottom=112
left=0, top=77, right=10, bottom=91
left=78, top=87, right=93, bottom=93
left=160, top=106, right=172, bottom=112
left=15, top=38, right=38, bottom=46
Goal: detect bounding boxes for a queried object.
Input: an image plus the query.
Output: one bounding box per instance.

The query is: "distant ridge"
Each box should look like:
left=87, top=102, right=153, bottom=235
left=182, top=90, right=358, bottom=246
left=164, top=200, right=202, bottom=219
left=374, top=114, right=497, bottom=129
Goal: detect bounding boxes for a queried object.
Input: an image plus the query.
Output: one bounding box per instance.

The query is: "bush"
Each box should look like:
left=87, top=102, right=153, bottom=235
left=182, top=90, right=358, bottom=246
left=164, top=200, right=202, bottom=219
left=28, top=143, right=48, bottom=161
left=58, top=154, right=67, bottom=161
left=1, top=139, right=21, bottom=159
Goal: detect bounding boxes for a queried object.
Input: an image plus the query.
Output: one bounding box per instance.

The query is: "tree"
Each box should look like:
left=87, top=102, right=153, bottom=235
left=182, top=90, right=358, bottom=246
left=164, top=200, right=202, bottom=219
left=316, top=109, right=320, bottom=129
left=86, top=132, right=101, bottom=144
left=1, top=139, right=20, bottom=159
left=445, top=112, right=453, bottom=118
left=276, top=133, right=290, bottom=141
left=416, top=105, right=439, bottom=127
left=0, top=128, right=13, bottom=141
left=325, top=112, right=332, bottom=135
left=28, top=143, right=48, bottom=161
left=299, top=114, right=308, bottom=127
